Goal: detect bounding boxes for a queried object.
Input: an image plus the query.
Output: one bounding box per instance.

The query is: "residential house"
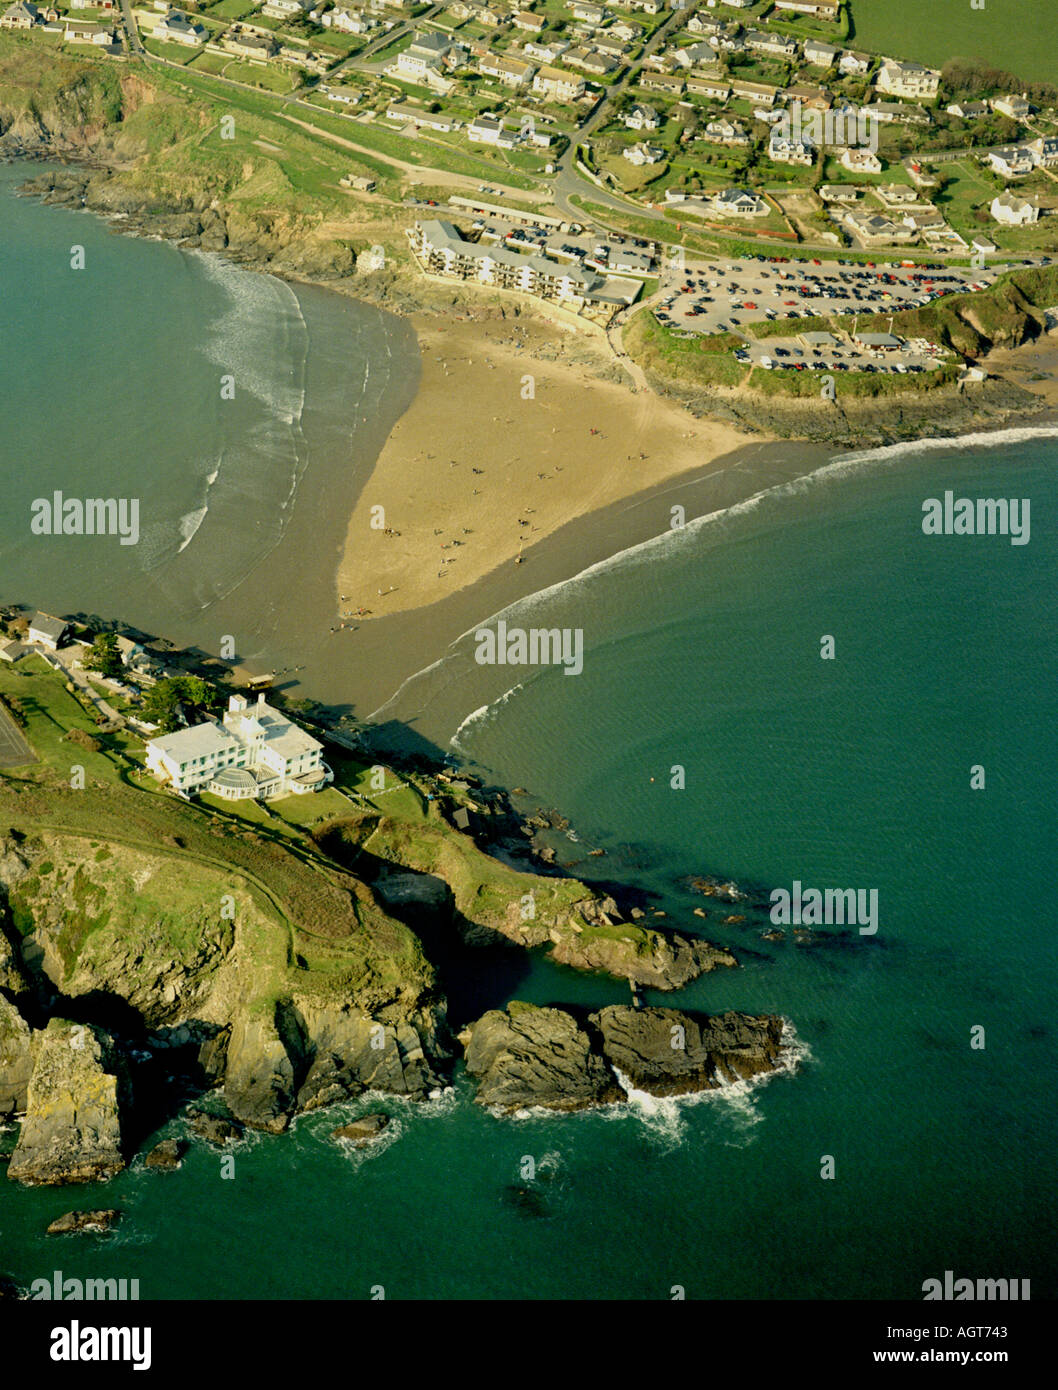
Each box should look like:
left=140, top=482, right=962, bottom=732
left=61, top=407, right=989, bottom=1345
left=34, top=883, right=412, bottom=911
left=769, top=132, right=814, bottom=165
left=146, top=694, right=332, bottom=801
left=745, top=29, right=798, bottom=60
left=323, top=7, right=378, bottom=32
left=0, top=2, right=39, bottom=27
left=946, top=99, right=988, bottom=120
left=1031, top=137, right=1058, bottom=168
left=875, top=183, right=917, bottom=205
left=532, top=65, right=586, bottom=101
left=784, top=83, right=830, bottom=110
left=838, top=50, right=871, bottom=76
left=875, top=60, right=940, bottom=101
left=673, top=42, right=717, bottom=69
left=803, top=39, right=839, bottom=67
left=686, top=74, right=730, bottom=101
left=862, top=101, right=930, bottom=127
left=63, top=17, right=117, bottom=42
left=261, top=0, right=311, bottom=17
left=703, top=118, right=748, bottom=145
left=511, top=9, right=544, bottom=30
left=624, top=102, right=660, bottom=131
left=841, top=147, right=881, bottom=174
left=479, top=53, right=535, bottom=86
left=623, top=141, right=665, bottom=165
left=773, top=0, right=840, bottom=18
left=844, top=210, right=916, bottom=244
left=387, top=103, right=455, bottom=131
left=819, top=183, right=861, bottom=202
left=154, top=9, right=207, bottom=43
left=565, top=46, right=618, bottom=76
left=730, top=78, right=779, bottom=106
left=523, top=38, right=570, bottom=62
left=223, top=30, right=277, bottom=57
left=27, top=614, right=69, bottom=650
left=640, top=72, right=685, bottom=96
left=567, top=0, right=607, bottom=22
left=990, top=191, right=1040, bottom=225
left=469, top=114, right=517, bottom=148
left=991, top=94, right=1030, bottom=120
left=987, top=146, right=1035, bottom=178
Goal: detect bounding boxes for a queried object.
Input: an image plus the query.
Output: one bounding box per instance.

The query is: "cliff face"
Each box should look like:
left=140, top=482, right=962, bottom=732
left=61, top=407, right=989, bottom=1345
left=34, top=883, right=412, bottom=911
left=7, top=1020, right=127, bottom=1186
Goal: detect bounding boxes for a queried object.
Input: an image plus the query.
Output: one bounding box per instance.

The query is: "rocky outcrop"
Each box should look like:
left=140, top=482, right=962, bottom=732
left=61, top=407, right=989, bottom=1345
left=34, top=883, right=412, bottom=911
left=0, top=994, right=33, bottom=1118
left=7, top=1020, right=128, bottom=1185
left=462, top=1003, right=624, bottom=1112
left=223, top=1009, right=297, bottom=1134
left=291, top=999, right=442, bottom=1113
left=589, top=1006, right=785, bottom=1098
left=549, top=929, right=736, bottom=991
left=144, top=1138, right=184, bottom=1171
left=46, top=1209, right=120, bottom=1236
left=186, top=1109, right=242, bottom=1146
left=332, top=1113, right=389, bottom=1145
left=461, top=1002, right=788, bottom=1111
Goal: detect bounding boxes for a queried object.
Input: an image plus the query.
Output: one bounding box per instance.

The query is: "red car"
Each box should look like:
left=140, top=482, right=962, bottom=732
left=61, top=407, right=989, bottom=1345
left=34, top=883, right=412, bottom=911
left=744, top=302, right=757, bottom=309
left=783, top=300, right=796, bottom=305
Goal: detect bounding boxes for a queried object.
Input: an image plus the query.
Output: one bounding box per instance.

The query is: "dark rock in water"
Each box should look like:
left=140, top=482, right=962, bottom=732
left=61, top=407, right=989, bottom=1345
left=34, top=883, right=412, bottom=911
left=293, top=1004, right=441, bottom=1113
left=0, top=1273, right=19, bottom=1300
left=590, top=1006, right=785, bottom=1098
left=186, top=1109, right=242, bottom=1146
left=462, top=1003, right=623, bottom=1112
left=46, top=1209, right=121, bottom=1236
left=332, top=1113, right=390, bottom=1146
left=687, top=876, right=748, bottom=903
left=8, top=1020, right=129, bottom=1186
left=503, top=1185, right=549, bottom=1219
left=144, top=1138, right=185, bottom=1170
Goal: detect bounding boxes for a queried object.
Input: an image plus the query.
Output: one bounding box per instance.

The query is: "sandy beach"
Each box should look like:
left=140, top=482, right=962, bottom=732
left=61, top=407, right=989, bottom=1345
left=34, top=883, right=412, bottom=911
left=335, top=311, right=762, bottom=620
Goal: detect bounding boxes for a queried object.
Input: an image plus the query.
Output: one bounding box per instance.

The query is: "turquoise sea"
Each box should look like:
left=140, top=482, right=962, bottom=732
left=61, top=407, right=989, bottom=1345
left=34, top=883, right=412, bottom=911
left=1, top=167, right=1056, bottom=1301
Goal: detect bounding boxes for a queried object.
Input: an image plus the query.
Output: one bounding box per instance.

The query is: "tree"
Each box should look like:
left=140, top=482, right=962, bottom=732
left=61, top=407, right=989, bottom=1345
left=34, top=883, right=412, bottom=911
left=83, top=631, right=123, bottom=680
left=140, top=675, right=216, bottom=733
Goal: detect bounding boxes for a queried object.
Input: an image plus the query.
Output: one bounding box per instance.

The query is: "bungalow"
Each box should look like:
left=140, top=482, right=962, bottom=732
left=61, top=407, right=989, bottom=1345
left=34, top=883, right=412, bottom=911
left=841, top=147, right=882, bottom=174
left=609, top=20, right=640, bottom=42
left=711, top=187, right=767, bottom=217
left=261, top=0, right=310, bottom=16
left=875, top=183, right=917, bottom=205
left=687, top=74, right=731, bottom=102
left=63, top=17, right=117, bottom=42
left=479, top=53, right=535, bottom=87
left=624, top=141, right=665, bottom=166
left=844, top=210, right=915, bottom=245
left=745, top=30, right=798, bottom=60
left=0, top=2, right=39, bottom=27
left=987, top=146, right=1035, bottom=178
left=672, top=41, right=715, bottom=69
left=773, top=0, right=840, bottom=16
left=803, top=39, right=839, bottom=68
left=146, top=694, right=332, bottom=801
left=818, top=183, right=861, bottom=202
left=469, top=114, right=517, bottom=148
left=223, top=30, right=277, bottom=57
left=565, top=47, right=617, bottom=76
left=990, top=191, right=1040, bottom=225
left=387, top=103, right=455, bottom=131
left=523, top=38, right=569, bottom=62
left=853, top=331, right=904, bottom=350
left=0, top=641, right=27, bottom=664
left=875, top=61, right=940, bottom=101
left=784, top=84, right=831, bottom=111
left=624, top=102, right=660, bottom=131
left=567, top=0, right=607, bottom=22
left=946, top=99, right=988, bottom=120
left=862, top=101, right=930, bottom=127
left=730, top=78, right=779, bottom=107
left=640, top=72, right=685, bottom=96
left=511, top=9, right=544, bottom=30
left=70, top=0, right=116, bottom=9
left=154, top=9, right=207, bottom=43
left=532, top=65, right=586, bottom=101
left=991, top=94, right=1030, bottom=120
left=27, top=614, right=69, bottom=649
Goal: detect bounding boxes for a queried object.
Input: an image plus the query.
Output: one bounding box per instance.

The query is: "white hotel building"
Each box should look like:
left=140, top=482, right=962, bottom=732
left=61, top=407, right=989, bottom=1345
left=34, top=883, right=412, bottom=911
left=145, top=694, right=332, bottom=801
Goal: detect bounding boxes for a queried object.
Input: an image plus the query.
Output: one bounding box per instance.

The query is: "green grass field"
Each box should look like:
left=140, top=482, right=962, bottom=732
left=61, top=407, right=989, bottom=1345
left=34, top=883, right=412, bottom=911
left=848, top=0, right=1058, bottom=84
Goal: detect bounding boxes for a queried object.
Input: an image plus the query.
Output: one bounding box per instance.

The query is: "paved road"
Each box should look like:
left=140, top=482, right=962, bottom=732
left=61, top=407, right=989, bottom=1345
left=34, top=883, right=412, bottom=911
left=118, top=0, right=145, bottom=57
left=0, top=702, right=35, bottom=769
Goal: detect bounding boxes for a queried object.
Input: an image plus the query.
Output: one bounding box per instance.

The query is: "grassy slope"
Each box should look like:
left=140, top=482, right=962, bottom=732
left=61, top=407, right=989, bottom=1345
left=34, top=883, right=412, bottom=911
left=848, top=0, right=1057, bottom=85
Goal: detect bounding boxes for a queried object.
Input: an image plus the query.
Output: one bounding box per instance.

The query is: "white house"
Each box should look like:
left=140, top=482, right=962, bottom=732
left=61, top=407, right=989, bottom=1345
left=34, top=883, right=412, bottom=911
left=772, top=0, right=840, bottom=18
left=803, top=40, right=839, bottom=67
left=841, top=147, right=882, bottom=174
left=468, top=114, right=517, bottom=148
left=838, top=50, right=871, bottom=76
left=769, top=132, right=814, bottom=166
left=145, top=694, right=332, bottom=800
left=532, top=65, right=586, bottom=102
left=623, top=141, right=665, bottom=166
left=991, top=94, right=1030, bottom=120
left=990, top=191, right=1040, bottom=226
left=987, top=146, right=1035, bottom=178
left=0, top=2, right=40, bottom=28
left=624, top=103, right=660, bottom=131
left=262, top=0, right=310, bottom=16
left=875, top=61, right=940, bottom=100
left=154, top=9, right=207, bottom=43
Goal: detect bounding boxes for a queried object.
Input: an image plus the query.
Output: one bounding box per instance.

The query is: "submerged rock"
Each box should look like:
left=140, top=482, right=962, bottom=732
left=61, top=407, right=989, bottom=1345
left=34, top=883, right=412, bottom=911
left=463, top=1003, right=623, bottom=1112
left=46, top=1209, right=121, bottom=1236
left=7, top=1020, right=128, bottom=1186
